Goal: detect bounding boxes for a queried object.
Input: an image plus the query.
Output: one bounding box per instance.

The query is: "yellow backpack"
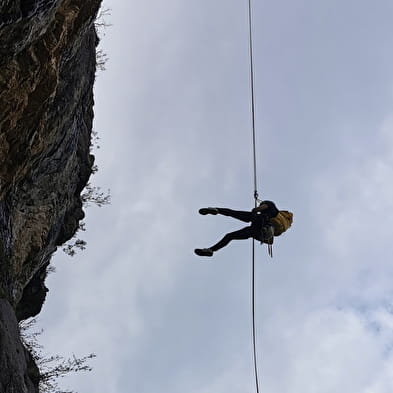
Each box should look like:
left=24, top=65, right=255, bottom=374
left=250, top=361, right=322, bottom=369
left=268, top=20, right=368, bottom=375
left=270, top=210, right=293, bottom=236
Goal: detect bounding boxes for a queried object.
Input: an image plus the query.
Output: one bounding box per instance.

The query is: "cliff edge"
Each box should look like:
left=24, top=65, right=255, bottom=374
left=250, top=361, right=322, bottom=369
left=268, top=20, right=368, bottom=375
left=0, top=1, right=102, bottom=391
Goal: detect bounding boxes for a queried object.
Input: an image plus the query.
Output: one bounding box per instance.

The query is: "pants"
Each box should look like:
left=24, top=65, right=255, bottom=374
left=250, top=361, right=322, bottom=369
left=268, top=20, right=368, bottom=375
left=210, top=208, right=268, bottom=252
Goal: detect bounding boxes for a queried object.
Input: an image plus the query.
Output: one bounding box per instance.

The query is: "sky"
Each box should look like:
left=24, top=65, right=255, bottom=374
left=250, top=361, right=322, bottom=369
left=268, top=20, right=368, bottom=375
left=36, top=0, right=393, bottom=392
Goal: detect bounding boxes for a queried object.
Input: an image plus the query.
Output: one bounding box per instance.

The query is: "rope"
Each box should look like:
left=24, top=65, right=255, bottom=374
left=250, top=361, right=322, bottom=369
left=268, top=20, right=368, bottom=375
left=247, top=1, right=261, bottom=392
left=251, top=240, right=260, bottom=393
left=248, top=0, right=258, bottom=204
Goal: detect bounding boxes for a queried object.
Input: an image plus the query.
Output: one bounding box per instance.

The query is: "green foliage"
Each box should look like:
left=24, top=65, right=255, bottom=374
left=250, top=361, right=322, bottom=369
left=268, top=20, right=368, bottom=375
left=62, top=239, right=87, bottom=257
left=61, top=7, right=113, bottom=256
left=62, top=128, right=110, bottom=257
left=81, top=184, right=111, bottom=208
left=20, top=319, right=96, bottom=393
left=95, top=8, right=111, bottom=72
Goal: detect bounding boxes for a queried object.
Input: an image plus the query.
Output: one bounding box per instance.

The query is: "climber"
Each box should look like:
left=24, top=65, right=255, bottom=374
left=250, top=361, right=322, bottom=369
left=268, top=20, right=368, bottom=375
left=194, top=200, right=293, bottom=257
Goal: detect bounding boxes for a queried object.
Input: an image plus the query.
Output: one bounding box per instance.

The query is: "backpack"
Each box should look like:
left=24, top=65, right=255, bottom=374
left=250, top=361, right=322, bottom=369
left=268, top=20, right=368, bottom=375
left=270, top=210, right=293, bottom=236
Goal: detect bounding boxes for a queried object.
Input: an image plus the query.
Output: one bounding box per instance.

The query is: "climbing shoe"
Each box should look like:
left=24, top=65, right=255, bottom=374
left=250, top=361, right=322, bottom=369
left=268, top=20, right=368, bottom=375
left=199, top=207, right=218, bottom=215
left=194, top=248, right=214, bottom=257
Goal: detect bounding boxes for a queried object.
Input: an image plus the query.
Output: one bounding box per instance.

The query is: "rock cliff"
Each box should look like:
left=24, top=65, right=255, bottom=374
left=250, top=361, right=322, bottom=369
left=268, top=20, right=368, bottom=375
left=0, top=1, right=102, bottom=391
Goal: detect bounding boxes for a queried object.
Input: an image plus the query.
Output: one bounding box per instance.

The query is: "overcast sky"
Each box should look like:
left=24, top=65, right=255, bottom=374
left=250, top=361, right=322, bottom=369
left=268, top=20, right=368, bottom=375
left=37, top=1, right=393, bottom=392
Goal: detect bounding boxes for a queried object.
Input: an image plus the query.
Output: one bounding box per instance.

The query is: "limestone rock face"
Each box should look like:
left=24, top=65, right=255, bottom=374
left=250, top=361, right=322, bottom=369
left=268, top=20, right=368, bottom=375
left=0, top=0, right=102, bottom=391
left=0, top=299, right=40, bottom=393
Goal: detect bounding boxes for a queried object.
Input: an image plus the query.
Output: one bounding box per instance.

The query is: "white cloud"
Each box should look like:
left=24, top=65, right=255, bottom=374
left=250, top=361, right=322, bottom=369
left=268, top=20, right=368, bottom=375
left=260, top=307, right=393, bottom=393
left=311, top=111, right=393, bottom=265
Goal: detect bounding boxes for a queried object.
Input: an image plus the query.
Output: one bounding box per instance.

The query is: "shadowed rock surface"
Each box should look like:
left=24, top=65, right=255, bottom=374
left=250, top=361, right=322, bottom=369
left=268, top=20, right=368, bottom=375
left=0, top=0, right=102, bottom=391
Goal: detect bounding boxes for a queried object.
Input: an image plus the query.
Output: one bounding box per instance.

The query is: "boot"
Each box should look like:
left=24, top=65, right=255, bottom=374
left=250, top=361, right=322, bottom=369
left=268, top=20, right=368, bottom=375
left=194, top=248, right=214, bottom=257
left=198, top=207, right=219, bottom=215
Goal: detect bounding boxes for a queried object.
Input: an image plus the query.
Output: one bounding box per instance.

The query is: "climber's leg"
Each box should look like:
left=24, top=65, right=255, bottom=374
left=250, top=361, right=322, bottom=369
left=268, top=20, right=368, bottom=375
left=210, top=226, right=255, bottom=252
left=216, top=208, right=253, bottom=223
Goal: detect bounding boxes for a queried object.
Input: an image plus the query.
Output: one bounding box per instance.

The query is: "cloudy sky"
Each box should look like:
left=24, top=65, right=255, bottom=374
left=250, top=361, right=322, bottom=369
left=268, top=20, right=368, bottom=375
left=37, top=1, right=393, bottom=392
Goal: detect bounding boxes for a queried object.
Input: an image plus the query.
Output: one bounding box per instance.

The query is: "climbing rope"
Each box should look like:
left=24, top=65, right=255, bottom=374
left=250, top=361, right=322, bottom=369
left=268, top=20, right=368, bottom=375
left=247, top=0, right=261, bottom=392
left=248, top=0, right=258, bottom=205
left=251, top=241, right=260, bottom=393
